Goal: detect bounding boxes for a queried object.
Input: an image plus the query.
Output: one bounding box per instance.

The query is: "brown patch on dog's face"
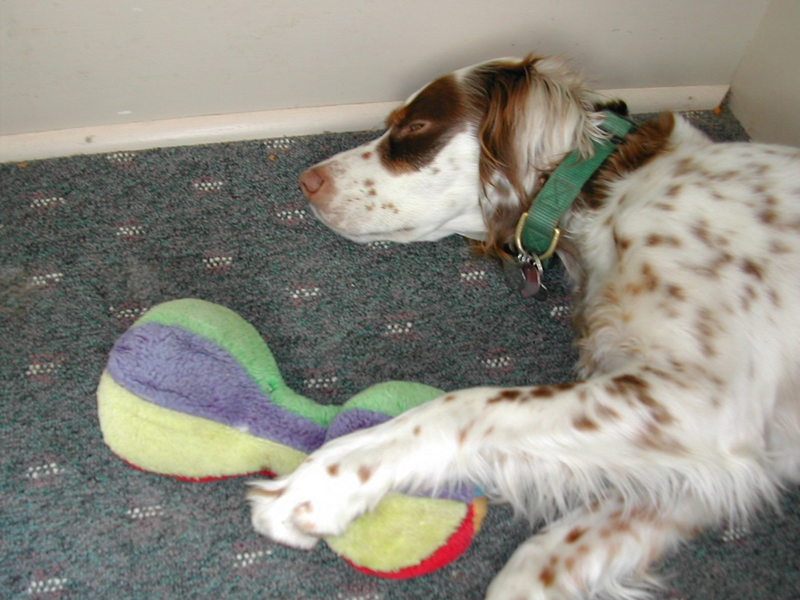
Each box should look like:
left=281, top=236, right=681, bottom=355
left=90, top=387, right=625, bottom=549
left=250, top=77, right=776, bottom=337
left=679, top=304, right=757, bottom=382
left=377, top=75, right=468, bottom=173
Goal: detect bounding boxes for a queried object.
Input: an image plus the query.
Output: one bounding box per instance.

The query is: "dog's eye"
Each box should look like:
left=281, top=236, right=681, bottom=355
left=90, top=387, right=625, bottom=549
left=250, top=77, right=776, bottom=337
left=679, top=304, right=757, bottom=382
left=406, top=121, right=427, bottom=133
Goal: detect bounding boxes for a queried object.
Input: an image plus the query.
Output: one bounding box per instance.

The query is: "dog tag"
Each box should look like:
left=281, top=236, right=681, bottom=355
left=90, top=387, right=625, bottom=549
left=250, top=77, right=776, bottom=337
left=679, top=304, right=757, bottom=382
left=502, top=255, right=548, bottom=299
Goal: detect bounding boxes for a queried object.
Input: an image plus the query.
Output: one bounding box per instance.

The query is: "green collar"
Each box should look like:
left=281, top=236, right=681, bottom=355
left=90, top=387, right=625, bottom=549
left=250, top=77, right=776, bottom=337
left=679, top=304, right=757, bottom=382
left=514, top=110, right=633, bottom=263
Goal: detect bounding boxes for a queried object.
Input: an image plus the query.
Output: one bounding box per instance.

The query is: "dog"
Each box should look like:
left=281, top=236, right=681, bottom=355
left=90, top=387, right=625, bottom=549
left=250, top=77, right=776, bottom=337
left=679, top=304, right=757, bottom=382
left=249, top=55, right=800, bottom=599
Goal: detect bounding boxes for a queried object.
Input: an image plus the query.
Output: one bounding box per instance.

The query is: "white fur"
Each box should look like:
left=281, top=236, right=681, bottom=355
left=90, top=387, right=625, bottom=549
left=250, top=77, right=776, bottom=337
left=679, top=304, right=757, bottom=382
left=252, top=56, right=800, bottom=599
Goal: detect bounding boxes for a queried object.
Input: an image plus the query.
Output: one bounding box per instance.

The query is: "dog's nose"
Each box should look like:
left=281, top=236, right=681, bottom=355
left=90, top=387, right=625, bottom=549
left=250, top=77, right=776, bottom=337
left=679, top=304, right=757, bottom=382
left=299, top=167, right=325, bottom=197
left=299, top=165, right=338, bottom=210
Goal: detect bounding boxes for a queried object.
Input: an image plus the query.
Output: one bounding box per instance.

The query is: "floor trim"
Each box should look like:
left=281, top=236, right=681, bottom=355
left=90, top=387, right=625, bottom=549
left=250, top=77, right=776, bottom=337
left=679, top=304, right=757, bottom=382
left=0, top=85, right=729, bottom=163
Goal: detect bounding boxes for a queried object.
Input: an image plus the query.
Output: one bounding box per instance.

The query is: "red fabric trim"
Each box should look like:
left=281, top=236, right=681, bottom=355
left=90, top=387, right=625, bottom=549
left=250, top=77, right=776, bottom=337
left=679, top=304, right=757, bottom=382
left=119, top=457, right=276, bottom=481
left=343, top=502, right=477, bottom=580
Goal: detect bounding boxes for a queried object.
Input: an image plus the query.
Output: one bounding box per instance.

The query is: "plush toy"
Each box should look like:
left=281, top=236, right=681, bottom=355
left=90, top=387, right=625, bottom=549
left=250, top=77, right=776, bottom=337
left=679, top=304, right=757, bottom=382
left=97, top=299, right=487, bottom=579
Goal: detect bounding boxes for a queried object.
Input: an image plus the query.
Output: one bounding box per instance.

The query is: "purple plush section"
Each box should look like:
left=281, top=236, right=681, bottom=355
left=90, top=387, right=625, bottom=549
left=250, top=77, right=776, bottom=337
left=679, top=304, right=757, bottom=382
left=325, top=408, right=391, bottom=442
left=106, top=322, right=326, bottom=454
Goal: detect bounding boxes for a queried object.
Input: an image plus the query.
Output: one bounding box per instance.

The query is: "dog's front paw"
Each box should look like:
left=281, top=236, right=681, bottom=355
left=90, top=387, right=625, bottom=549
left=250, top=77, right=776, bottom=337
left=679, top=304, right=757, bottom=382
left=248, top=447, right=390, bottom=548
left=247, top=478, right=320, bottom=549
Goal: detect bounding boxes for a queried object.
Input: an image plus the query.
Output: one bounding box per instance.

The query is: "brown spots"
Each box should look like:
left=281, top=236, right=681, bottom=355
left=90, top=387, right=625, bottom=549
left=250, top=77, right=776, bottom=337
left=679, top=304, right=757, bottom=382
left=614, top=231, right=631, bottom=251
left=539, top=566, right=556, bottom=588
left=530, top=386, right=556, bottom=399
left=487, top=389, right=523, bottom=404
left=364, top=179, right=375, bottom=187
left=741, top=258, right=764, bottom=281
left=368, top=188, right=377, bottom=196
left=361, top=151, right=372, bottom=160
left=665, top=284, right=686, bottom=302
left=443, top=395, right=456, bottom=402
left=608, top=373, right=648, bottom=395
left=458, top=422, right=474, bottom=446
left=642, top=365, right=688, bottom=389
left=768, top=288, right=781, bottom=308
left=710, top=190, right=725, bottom=202
left=554, top=382, right=578, bottom=392
left=483, top=426, right=495, bottom=437
left=381, top=202, right=400, bottom=214
left=641, top=263, right=658, bottom=292
left=610, top=518, right=633, bottom=534
left=673, top=157, right=700, bottom=176
left=665, top=184, right=682, bottom=198
left=413, top=425, right=422, bottom=436
left=357, top=465, right=373, bottom=483
left=573, top=415, right=599, bottom=431
left=711, top=169, right=740, bottom=182
left=637, top=422, right=687, bottom=453
left=683, top=250, right=734, bottom=280
left=695, top=310, right=717, bottom=358
left=566, top=527, right=588, bottom=543
left=595, top=403, right=620, bottom=421
left=716, top=251, right=734, bottom=267
left=327, top=464, right=340, bottom=477
left=692, top=220, right=714, bottom=248
left=607, top=374, right=674, bottom=426
left=759, top=209, right=778, bottom=225
left=654, top=202, right=675, bottom=212
left=770, top=240, right=791, bottom=254
left=645, top=234, right=681, bottom=248
left=741, top=284, right=758, bottom=311
left=625, top=262, right=660, bottom=296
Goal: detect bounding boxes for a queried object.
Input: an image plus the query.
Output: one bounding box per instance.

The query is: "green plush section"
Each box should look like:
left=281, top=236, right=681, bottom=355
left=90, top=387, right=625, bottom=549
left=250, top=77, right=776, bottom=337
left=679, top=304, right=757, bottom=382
left=342, top=381, right=444, bottom=416
left=134, top=298, right=339, bottom=426
left=97, top=370, right=308, bottom=477
left=324, top=493, right=467, bottom=572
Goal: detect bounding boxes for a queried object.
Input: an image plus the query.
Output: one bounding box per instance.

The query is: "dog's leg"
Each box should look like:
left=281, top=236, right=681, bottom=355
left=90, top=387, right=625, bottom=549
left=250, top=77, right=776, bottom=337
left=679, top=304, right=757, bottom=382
left=249, top=367, right=771, bottom=553
left=485, top=496, right=705, bottom=600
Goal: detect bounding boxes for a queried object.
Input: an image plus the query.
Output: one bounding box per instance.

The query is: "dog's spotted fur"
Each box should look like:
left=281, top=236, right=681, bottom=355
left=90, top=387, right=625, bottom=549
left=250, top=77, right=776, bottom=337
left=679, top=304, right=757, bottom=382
left=252, top=55, right=800, bottom=599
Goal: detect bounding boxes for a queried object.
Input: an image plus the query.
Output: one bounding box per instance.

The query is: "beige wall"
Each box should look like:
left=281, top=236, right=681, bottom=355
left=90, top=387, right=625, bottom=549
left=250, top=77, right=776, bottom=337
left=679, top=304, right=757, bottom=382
left=730, top=0, right=800, bottom=146
left=0, top=0, right=770, bottom=137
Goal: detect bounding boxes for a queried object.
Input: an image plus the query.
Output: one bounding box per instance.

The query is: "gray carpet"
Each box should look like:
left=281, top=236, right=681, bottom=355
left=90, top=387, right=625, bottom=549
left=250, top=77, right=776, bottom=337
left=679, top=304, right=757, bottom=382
left=2, top=105, right=798, bottom=599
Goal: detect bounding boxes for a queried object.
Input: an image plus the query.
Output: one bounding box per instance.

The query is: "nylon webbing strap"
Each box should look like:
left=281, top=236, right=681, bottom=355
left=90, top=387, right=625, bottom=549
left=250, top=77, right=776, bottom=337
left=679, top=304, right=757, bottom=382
left=520, top=111, right=633, bottom=259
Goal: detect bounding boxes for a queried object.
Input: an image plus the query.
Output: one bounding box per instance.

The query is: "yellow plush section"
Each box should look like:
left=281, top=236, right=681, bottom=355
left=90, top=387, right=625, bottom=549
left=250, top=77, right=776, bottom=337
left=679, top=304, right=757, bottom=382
left=97, top=371, right=307, bottom=478
left=324, top=493, right=467, bottom=572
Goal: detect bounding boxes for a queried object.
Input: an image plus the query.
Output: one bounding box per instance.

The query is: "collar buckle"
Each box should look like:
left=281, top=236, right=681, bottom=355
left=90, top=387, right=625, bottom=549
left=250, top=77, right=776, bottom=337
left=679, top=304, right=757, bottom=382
left=514, top=212, right=561, bottom=262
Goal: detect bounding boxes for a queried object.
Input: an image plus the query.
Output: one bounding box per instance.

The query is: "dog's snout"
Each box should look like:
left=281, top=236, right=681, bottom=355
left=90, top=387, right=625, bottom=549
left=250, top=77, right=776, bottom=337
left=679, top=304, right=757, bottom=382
left=299, top=166, right=335, bottom=209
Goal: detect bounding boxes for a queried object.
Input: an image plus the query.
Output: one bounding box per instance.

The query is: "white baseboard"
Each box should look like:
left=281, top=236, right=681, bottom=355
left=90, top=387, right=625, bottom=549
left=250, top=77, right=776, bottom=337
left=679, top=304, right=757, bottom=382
left=0, top=85, right=728, bottom=163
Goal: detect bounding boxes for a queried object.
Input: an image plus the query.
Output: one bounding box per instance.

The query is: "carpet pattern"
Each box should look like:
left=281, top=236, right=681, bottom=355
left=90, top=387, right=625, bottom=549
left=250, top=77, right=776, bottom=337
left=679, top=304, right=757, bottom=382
left=1, top=106, right=798, bottom=599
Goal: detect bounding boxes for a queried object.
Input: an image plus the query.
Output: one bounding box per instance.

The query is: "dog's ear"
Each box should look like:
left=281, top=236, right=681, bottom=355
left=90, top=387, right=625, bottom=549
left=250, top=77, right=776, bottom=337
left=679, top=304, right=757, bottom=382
left=465, top=56, right=540, bottom=258
left=469, top=56, right=539, bottom=204
left=595, top=99, right=629, bottom=117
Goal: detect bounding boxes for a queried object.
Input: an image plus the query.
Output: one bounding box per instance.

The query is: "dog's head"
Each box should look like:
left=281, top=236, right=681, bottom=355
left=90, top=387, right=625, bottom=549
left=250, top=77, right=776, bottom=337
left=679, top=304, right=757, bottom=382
left=299, top=55, right=605, bottom=253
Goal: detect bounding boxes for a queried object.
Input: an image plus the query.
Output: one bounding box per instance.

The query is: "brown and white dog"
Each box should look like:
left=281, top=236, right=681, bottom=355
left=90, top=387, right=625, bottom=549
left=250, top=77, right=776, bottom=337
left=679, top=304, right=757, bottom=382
left=250, top=55, right=800, bottom=599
